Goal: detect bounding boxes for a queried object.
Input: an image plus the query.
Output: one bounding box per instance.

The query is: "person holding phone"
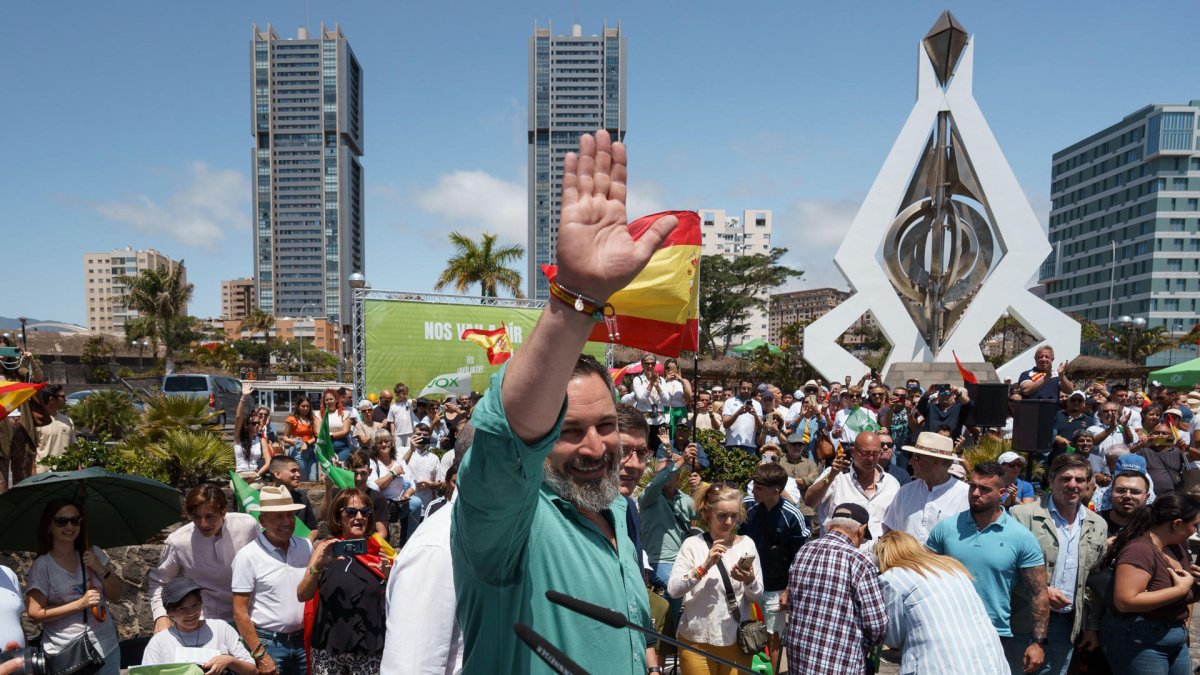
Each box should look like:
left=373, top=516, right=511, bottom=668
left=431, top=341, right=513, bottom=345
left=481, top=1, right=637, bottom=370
left=298, top=488, right=391, bottom=674
left=668, top=483, right=763, bottom=674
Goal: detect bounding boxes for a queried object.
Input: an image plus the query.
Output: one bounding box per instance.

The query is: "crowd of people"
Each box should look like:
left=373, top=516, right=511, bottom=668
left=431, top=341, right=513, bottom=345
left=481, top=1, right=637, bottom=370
left=3, top=130, right=1200, bottom=675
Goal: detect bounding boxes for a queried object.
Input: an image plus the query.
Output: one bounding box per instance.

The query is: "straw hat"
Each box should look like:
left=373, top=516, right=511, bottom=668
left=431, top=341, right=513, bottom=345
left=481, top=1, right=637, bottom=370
left=901, top=431, right=962, bottom=462
left=257, top=485, right=305, bottom=513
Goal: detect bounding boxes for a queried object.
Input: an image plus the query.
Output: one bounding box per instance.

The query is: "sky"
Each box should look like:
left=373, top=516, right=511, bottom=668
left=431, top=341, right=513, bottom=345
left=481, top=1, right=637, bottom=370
left=5, top=0, right=1199, bottom=326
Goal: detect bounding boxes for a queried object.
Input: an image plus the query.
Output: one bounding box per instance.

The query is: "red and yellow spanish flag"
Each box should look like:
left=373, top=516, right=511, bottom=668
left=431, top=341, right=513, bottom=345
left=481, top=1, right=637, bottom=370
left=0, top=381, right=45, bottom=421
left=461, top=324, right=513, bottom=365
left=543, top=210, right=701, bottom=357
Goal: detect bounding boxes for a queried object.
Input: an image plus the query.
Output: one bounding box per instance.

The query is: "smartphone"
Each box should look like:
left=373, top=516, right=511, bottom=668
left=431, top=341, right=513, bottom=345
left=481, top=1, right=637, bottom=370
left=331, top=538, right=368, bottom=557
left=0, top=347, right=21, bottom=358
left=737, top=553, right=755, bottom=570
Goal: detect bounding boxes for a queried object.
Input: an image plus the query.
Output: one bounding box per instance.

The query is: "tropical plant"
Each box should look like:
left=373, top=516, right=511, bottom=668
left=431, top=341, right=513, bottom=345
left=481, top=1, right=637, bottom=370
left=1178, top=322, right=1200, bottom=348
left=67, top=389, right=141, bottom=441
left=191, top=342, right=240, bottom=372
left=691, top=428, right=758, bottom=488
left=746, top=322, right=815, bottom=394
left=139, top=429, right=234, bottom=489
left=116, top=261, right=194, bottom=373
left=698, top=249, right=803, bottom=357
left=241, top=308, right=275, bottom=344
left=435, top=232, right=525, bottom=298
left=1099, top=325, right=1177, bottom=365
left=271, top=338, right=338, bottom=374
left=982, top=314, right=1037, bottom=367
left=233, top=339, right=272, bottom=371
left=140, top=394, right=222, bottom=437
left=80, top=335, right=116, bottom=383
left=43, top=436, right=168, bottom=482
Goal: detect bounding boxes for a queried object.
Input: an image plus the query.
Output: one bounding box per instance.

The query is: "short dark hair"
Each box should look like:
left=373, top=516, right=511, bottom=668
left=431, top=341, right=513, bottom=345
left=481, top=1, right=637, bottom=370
left=346, top=450, right=371, bottom=471
left=615, top=403, right=649, bottom=440
left=268, top=455, right=298, bottom=475
left=184, top=483, right=228, bottom=516
left=393, top=383, right=408, bottom=395
left=572, top=354, right=613, bottom=396
left=1112, top=470, right=1150, bottom=491
left=752, top=462, right=788, bottom=490
left=1050, top=453, right=1092, bottom=479
left=972, top=460, right=1006, bottom=481
left=38, top=384, right=64, bottom=404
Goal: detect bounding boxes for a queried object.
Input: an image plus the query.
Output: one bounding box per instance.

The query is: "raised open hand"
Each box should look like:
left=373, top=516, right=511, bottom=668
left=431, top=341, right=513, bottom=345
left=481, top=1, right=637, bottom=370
left=556, top=130, right=677, bottom=302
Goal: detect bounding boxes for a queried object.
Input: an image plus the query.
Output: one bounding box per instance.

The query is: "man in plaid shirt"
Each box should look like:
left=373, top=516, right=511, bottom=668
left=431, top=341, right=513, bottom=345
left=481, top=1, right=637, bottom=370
left=785, top=503, right=887, bottom=674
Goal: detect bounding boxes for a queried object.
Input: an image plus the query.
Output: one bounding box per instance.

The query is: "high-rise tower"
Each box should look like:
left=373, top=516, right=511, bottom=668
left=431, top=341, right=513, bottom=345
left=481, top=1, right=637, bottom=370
left=252, top=24, right=364, bottom=333
left=528, top=22, right=625, bottom=299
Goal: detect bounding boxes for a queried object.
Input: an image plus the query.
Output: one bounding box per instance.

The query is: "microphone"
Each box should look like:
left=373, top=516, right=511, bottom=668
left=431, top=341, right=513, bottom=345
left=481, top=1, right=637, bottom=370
left=545, top=590, right=757, bottom=674
left=514, top=622, right=592, bottom=675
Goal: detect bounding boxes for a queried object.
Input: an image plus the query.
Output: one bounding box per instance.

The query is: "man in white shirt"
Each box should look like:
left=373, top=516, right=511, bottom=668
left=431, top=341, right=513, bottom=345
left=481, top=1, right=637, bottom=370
left=382, top=427, right=474, bottom=675
left=231, top=486, right=313, bottom=675
left=632, top=354, right=668, bottom=450
left=803, top=432, right=900, bottom=545
left=403, top=424, right=444, bottom=534
left=721, top=379, right=763, bottom=455
left=832, top=387, right=877, bottom=449
left=882, top=431, right=969, bottom=543
left=33, top=385, right=75, bottom=472
left=388, top=383, right=415, bottom=447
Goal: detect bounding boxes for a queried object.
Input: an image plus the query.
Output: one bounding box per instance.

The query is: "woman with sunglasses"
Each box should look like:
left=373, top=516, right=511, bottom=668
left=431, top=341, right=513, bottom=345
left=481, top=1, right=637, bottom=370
left=24, top=498, right=122, bottom=674
left=298, top=488, right=391, bottom=674
left=233, top=385, right=274, bottom=483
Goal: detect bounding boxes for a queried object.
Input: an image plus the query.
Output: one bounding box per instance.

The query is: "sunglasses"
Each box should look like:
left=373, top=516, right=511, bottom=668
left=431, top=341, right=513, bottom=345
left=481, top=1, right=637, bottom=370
left=53, top=516, right=82, bottom=527
left=879, top=442, right=894, bottom=448
left=342, top=507, right=373, bottom=518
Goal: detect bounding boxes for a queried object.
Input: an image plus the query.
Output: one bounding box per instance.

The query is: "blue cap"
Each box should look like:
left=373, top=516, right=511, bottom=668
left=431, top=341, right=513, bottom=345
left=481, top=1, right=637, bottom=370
left=1114, top=454, right=1147, bottom=475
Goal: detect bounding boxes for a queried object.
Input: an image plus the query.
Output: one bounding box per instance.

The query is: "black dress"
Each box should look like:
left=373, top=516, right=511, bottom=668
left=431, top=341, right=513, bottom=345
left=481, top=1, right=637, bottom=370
left=311, top=554, right=387, bottom=655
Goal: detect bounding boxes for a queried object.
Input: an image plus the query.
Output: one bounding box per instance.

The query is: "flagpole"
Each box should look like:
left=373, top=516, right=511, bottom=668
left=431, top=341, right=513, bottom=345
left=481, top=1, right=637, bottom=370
left=690, top=250, right=702, bottom=430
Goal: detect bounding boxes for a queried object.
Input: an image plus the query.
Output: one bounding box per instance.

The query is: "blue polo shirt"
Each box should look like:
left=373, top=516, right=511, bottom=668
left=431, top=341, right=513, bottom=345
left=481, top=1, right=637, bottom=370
left=926, top=510, right=1044, bottom=637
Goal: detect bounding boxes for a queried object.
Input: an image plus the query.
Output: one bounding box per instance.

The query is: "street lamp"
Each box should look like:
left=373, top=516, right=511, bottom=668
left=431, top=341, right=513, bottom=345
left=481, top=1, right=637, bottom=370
left=348, top=273, right=367, bottom=400
left=1000, top=310, right=1010, bottom=363
left=1115, top=315, right=1147, bottom=385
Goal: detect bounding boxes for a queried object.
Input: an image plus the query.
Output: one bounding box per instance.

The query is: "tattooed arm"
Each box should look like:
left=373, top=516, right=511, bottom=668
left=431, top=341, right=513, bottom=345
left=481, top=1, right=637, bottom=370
left=1018, top=564, right=1048, bottom=672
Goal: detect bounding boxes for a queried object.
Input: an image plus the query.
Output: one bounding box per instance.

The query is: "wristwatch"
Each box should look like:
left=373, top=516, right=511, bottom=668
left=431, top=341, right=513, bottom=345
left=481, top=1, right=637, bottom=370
left=1031, top=637, right=1048, bottom=646
left=648, top=668, right=662, bottom=674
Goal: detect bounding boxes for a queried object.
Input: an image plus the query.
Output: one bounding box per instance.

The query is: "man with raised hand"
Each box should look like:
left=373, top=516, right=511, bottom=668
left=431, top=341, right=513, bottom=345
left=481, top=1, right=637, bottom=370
left=451, top=129, right=676, bottom=674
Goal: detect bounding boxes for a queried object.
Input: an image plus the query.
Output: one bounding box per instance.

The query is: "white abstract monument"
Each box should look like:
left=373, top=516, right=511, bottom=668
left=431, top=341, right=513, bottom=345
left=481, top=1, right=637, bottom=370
left=805, top=12, right=1079, bottom=383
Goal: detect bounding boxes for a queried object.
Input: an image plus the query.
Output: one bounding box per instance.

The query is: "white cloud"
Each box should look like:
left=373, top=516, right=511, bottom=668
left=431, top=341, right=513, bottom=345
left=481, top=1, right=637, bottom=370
left=773, top=197, right=862, bottom=290
left=412, top=170, right=527, bottom=242
left=627, top=180, right=667, bottom=221
left=92, top=162, right=248, bottom=250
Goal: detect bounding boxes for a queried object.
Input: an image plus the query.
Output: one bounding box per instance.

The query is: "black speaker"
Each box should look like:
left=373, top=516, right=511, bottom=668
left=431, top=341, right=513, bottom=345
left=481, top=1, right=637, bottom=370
left=1012, top=399, right=1058, bottom=453
left=964, top=383, right=1010, bottom=427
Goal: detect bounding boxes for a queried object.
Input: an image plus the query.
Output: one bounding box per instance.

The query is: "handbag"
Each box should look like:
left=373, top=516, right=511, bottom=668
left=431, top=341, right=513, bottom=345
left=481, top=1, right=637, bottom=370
left=707, top=535, right=769, bottom=656
left=46, top=552, right=106, bottom=675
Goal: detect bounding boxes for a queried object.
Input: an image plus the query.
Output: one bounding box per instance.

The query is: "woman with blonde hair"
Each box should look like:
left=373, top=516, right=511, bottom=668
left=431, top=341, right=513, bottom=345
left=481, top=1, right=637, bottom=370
left=668, top=483, right=763, bottom=674
left=875, top=530, right=1006, bottom=674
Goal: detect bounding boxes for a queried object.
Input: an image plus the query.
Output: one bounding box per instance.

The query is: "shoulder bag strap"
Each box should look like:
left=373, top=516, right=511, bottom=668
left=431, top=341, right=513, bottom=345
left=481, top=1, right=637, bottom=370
left=704, top=533, right=742, bottom=623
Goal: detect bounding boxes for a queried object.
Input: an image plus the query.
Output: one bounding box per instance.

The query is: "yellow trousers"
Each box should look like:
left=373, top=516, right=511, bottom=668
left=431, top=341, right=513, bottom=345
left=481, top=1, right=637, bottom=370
left=679, top=635, right=752, bottom=675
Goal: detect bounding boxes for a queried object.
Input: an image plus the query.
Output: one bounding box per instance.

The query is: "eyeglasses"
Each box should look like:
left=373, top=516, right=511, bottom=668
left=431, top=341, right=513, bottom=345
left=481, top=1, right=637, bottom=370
left=1112, top=488, right=1145, bottom=496
left=621, top=446, right=651, bottom=461
left=879, top=443, right=894, bottom=448
left=342, top=507, right=373, bottom=518
left=53, top=516, right=82, bottom=527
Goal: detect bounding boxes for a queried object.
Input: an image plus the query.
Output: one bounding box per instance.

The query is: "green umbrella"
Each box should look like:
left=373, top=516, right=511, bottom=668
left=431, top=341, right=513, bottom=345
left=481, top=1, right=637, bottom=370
left=1148, top=356, right=1200, bottom=388
left=731, top=338, right=782, bottom=355
left=0, top=467, right=182, bottom=551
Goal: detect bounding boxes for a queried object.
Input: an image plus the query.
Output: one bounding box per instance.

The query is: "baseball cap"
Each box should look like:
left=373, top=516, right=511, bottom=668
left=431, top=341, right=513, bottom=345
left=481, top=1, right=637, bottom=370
left=830, top=503, right=872, bottom=540
left=162, top=576, right=204, bottom=607
left=996, top=451, right=1024, bottom=465
left=1114, top=454, right=1148, bottom=475
left=1068, top=390, right=1086, bottom=401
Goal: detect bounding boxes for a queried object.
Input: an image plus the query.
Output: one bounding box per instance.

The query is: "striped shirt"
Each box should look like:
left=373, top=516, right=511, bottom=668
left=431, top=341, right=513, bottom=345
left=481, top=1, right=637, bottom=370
left=880, top=567, right=1008, bottom=675
left=785, top=530, right=887, bottom=675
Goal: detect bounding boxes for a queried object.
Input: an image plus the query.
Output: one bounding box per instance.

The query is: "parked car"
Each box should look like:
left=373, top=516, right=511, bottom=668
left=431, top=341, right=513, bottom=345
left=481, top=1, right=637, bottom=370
left=161, top=374, right=242, bottom=426
left=65, top=389, right=145, bottom=412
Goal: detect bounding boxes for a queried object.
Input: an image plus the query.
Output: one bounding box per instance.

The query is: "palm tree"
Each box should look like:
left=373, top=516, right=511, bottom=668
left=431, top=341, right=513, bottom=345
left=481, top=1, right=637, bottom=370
left=241, top=308, right=275, bottom=344
left=1100, top=325, right=1178, bottom=364
left=435, top=232, right=525, bottom=298
left=117, top=261, right=193, bottom=374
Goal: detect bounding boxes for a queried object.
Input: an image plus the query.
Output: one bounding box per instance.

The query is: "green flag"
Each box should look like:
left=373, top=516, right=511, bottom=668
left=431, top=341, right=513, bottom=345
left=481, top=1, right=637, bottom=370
left=228, top=471, right=311, bottom=538
left=315, top=412, right=356, bottom=489
left=844, top=406, right=881, bottom=435
left=129, top=665, right=205, bottom=675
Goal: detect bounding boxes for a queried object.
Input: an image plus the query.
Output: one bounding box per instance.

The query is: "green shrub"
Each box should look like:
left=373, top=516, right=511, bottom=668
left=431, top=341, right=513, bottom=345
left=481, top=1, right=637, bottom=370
left=693, top=428, right=758, bottom=489
left=43, top=436, right=169, bottom=483
left=137, top=430, right=234, bottom=489
left=67, top=390, right=141, bottom=441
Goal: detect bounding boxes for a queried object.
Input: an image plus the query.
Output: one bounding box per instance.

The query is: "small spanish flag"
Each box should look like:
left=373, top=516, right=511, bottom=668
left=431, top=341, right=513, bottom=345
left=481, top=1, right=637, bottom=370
left=0, top=381, right=45, bottom=421
left=543, top=210, right=701, bottom=357
left=952, top=351, right=979, bottom=385
left=461, top=324, right=513, bottom=365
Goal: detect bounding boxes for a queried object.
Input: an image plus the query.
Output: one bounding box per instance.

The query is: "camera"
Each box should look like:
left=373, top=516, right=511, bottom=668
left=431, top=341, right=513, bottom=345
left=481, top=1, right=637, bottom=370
left=0, top=644, right=45, bottom=675
left=332, top=538, right=368, bottom=557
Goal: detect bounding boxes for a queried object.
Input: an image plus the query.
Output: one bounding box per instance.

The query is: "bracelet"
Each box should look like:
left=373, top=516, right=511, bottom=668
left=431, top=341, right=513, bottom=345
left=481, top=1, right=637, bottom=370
left=694, top=565, right=707, bottom=579
left=308, top=564, right=323, bottom=576
left=250, top=644, right=266, bottom=660
left=548, top=279, right=620, bottom=340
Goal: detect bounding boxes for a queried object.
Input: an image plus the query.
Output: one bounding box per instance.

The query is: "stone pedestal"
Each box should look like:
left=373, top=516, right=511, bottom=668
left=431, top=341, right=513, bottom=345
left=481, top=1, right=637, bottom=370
left=884, top=361, right=999, bottom=387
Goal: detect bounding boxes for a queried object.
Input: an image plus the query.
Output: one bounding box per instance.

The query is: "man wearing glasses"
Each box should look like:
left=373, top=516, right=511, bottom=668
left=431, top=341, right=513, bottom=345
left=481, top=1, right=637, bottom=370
left=804, top=432, right=900, bottom=545
left=33, top=384, right=75, bottom=474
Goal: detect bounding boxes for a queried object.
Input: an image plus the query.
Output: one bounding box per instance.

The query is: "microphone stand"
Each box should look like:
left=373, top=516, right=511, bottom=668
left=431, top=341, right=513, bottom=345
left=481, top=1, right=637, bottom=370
left=514, top=622, right=591, bottom=675
left=546, top=590, right=757, bottom=674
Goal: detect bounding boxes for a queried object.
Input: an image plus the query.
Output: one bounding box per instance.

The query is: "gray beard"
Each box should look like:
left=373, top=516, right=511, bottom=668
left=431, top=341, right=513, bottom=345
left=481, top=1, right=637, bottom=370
left=544, top=455, right=620, bottom=512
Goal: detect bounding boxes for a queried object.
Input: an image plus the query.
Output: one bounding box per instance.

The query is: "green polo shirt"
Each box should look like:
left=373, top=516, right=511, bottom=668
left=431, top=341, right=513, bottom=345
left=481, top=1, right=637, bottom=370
left=451, top=366, right=651, bottom=674
left=638, top=460, right=696, bottom=564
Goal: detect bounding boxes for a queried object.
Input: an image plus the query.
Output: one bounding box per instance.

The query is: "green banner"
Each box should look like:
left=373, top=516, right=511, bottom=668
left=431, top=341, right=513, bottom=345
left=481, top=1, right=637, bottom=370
left=364, top=299, right=605, bottom=398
